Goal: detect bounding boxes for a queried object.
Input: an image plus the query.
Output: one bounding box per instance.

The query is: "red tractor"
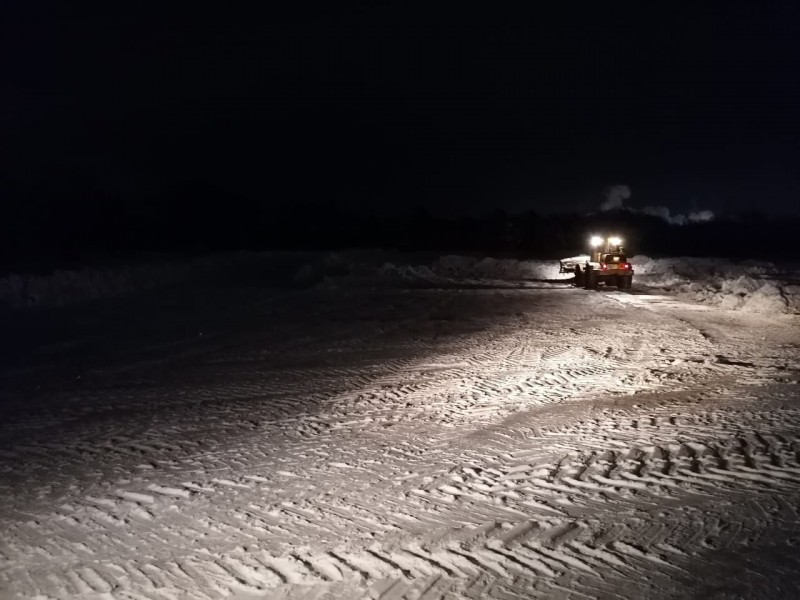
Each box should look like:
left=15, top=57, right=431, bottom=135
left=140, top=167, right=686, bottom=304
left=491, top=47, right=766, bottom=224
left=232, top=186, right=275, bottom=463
left=559, top=235, right=634, bottom=290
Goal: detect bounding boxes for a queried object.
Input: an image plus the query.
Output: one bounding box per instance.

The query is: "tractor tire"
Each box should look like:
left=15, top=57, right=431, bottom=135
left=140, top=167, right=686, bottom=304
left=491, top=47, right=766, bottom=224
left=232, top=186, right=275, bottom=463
left=585, top=269, right=598, bottom=290
left=621, top=275, right=633, bottom=290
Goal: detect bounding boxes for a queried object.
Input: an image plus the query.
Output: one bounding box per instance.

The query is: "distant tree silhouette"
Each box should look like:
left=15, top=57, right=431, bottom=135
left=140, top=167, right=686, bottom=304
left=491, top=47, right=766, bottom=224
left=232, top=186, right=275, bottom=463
left=2, top=174, right=800, bottom=274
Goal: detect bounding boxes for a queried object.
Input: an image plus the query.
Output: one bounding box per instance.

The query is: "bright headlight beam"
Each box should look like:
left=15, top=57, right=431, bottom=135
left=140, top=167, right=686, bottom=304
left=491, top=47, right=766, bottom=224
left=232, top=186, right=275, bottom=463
left=590, top=236, right=603, bottom=247
left=609, top=236, right=622, bottom=246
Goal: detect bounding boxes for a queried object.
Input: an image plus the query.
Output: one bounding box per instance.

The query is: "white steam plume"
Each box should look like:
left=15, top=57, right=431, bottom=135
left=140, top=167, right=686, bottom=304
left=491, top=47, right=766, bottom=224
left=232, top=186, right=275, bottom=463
left=599, top=185, right=714, bottom=225
left=601, top=185, right=631, bottom=211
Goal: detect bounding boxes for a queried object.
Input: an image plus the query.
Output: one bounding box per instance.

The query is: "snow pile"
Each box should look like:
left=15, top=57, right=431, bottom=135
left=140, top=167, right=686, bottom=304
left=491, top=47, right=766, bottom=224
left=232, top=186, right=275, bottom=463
left=292, top=252, right=356, bottom=286
left=371, top=253, right=800, bottom=314
left=431, top=256, right=562, bottom=280
left=294, top=252, right=569, bottom=289
left=378, top=262, right=440, bottom=283
left=631, top=256, right=800, bottom=314
left=0, top=253, right=312, bottom=309
left=292, top=250, right=410, bottom=289
left=4, top=250, right=798, bottom=315
left=376, top=255, right=568, bottom=287
left=0, top=257, right=237, bottom=308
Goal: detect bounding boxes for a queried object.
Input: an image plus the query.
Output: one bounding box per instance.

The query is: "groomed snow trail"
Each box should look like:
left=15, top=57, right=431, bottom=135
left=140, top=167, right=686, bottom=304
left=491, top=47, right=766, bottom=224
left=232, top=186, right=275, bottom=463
left=1, top=280, right=799, bottom=599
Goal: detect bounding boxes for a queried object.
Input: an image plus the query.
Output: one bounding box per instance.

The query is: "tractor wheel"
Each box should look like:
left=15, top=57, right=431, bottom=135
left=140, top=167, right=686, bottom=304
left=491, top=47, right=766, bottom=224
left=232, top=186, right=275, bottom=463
left=622, top=275, right=633, bottom=290
left=585, top=269, right=598, bottom=290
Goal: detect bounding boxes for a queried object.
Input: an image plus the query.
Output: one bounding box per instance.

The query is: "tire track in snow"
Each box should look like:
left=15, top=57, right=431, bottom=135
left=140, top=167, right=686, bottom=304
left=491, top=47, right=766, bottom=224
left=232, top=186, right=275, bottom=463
left=1, top=288, right=798, bottom=598
left=5, top=393, right=799, bottom=599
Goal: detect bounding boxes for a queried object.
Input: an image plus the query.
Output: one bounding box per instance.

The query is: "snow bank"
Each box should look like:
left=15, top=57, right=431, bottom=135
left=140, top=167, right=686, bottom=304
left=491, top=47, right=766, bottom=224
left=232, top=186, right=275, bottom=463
left=4, top=250, right=798, bottom=315
left=630, top=256, right=800, bottom=314
left=431, top=255, right=563, bottom=280
left=370, top=253, right=800, bottom=314
left=293, top=252, right=569, bottom=289
left=299, top=252, right=799, bottom=314
left=0, top=253, right=310, bottom=309
left=376, top=255, right=567, bottom=287
left=0, top=256, right=238, bottom=308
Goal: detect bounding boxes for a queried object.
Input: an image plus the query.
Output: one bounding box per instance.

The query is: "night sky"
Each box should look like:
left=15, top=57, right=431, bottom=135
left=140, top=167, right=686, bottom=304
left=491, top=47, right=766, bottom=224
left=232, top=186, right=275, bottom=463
left=2, top=1, right=799, bottom=222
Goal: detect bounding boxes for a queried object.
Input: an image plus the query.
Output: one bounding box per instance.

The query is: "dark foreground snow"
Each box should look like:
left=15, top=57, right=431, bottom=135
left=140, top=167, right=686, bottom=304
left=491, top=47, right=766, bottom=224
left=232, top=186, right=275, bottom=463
left=1, top=254, right=799, bottom=599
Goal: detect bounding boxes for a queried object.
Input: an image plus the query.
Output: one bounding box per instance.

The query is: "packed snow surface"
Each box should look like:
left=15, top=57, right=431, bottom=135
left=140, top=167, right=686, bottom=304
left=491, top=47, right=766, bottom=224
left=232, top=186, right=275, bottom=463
left=1, top=252, right=800, bottom=599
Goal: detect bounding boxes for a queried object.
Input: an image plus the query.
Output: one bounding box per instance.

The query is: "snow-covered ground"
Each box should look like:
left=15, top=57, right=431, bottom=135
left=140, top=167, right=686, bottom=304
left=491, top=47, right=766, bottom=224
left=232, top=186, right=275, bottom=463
left=1, top=253, right=799, bottom=599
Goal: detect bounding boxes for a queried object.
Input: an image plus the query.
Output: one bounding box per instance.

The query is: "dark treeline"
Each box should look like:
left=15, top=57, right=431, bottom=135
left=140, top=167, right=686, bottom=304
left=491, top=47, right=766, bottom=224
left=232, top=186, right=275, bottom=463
left=2, top=182, right=799, bottom=272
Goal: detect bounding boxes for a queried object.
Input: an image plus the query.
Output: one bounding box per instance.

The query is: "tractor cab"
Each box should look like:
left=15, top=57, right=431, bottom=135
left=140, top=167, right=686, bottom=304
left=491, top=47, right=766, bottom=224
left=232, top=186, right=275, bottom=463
left=588, top=236, right=625, bottom=263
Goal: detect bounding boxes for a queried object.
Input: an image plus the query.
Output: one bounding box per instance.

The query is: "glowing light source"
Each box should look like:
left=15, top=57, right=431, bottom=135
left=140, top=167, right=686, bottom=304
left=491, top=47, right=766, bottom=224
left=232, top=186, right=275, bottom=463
left=590, top=236, right=604, bottom=247
left=609, top=236, right=622, bottom=246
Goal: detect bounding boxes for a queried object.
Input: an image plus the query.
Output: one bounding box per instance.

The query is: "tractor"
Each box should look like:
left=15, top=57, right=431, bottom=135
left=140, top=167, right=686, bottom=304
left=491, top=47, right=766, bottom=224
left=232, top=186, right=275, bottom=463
left=559, top=235, right=634, bottom=290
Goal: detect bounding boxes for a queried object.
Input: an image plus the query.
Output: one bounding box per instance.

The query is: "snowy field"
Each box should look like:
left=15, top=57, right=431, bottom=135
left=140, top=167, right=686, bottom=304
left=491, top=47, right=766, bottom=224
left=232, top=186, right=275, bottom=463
left=1, top=253, right=800, bottom=599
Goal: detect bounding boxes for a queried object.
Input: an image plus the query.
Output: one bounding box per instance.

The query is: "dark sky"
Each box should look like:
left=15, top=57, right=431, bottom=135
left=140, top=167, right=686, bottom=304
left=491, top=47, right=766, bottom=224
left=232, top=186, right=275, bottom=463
left=3, top=1, right=799, bottom=217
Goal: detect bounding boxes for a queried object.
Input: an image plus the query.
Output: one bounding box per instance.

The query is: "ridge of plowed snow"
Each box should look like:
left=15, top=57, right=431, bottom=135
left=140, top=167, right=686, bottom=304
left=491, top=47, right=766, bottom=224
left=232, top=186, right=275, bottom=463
left=2, top=251, right=799, bottom=313
left=374, top=254, right=800, bottom=314
left=631, top=255, right=800, bottom=314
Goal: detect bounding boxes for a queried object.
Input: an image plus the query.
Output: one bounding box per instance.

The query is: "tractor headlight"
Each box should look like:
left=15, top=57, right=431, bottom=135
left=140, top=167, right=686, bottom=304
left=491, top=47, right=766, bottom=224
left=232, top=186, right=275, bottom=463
left=608, top=236, right=622, bottom=246
left=590, top=236, right=603, bottom=247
